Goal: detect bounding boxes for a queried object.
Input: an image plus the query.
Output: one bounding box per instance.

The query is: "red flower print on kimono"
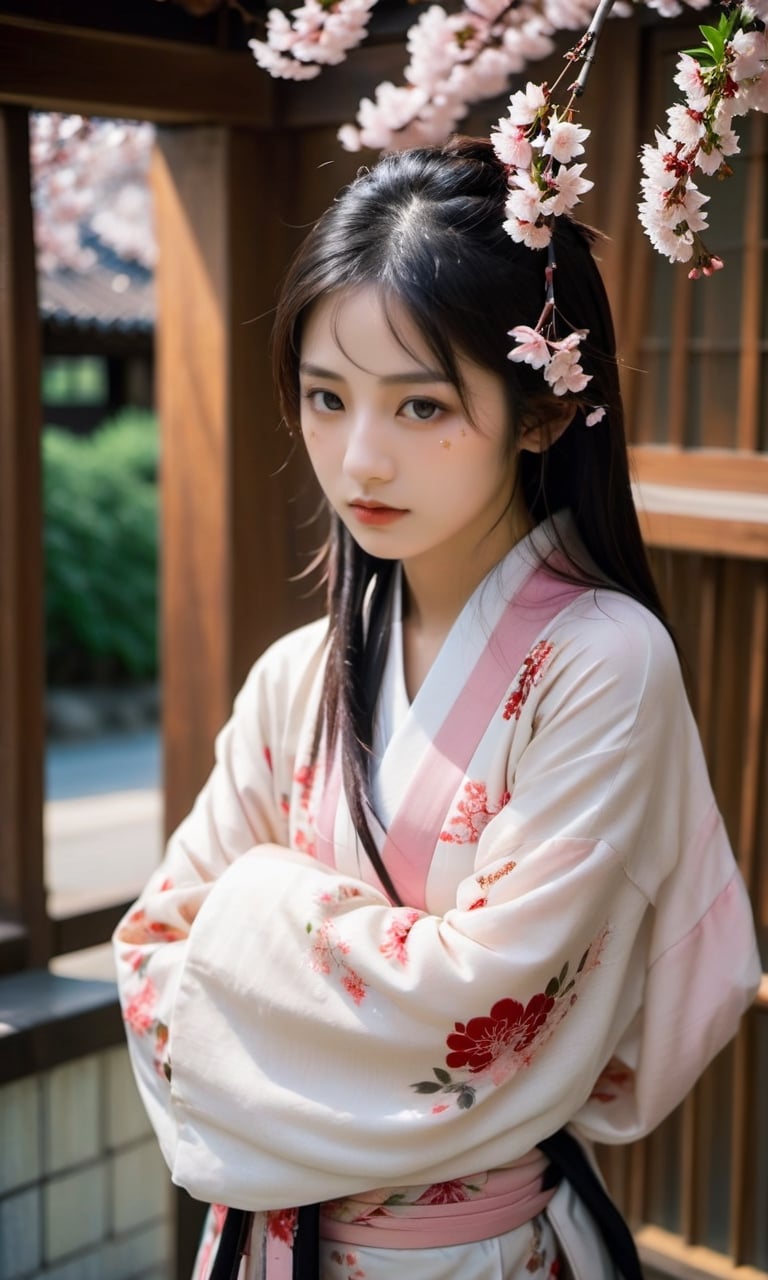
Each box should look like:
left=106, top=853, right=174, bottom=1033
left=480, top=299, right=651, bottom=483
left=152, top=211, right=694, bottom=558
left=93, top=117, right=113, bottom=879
left=414, top=1176, right=484, bottom=1205
left=379, top=908, right=423, bottom=964
left=120, top=958, right=172, bottom=1080
left=590, top=1055, right=635, bottom=1103
left=466, top=858, right=518, bottom=910
left=439, top=781, right=510, bottom=845
left=292, top=760, right=319, bottom=856
left=266, top=1207, right=298, bottom=1244
left=118, top=905, right=187, bottom=945
left=307, top=886, right=368, bottom=1006
left=503, top=641, right=554, bottom=721
left=412, top=928, right=610, bottom=1111
left=446, top=992, right=554, bottom=1073
left=294, top=761, right=316, bottom=811
left=329, top=1250, right=367, bottom=1280
left=124, top=976, right=157, bottom=1036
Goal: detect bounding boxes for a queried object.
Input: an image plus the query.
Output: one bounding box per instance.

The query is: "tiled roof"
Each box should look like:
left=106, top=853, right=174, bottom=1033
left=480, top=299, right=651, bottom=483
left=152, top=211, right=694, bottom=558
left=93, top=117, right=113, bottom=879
left=39, top=260, right=155, bottom=334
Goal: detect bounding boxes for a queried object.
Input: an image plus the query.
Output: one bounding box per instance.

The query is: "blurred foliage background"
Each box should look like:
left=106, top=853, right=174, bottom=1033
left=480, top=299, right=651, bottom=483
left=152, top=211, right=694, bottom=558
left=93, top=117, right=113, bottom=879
left=43, top=409, right=159, bottom=684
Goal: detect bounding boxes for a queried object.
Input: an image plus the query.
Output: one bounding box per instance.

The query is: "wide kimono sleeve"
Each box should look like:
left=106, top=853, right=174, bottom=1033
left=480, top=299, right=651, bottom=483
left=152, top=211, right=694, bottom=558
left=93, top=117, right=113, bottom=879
left=113, top=618, right=328, bottom=1170
left=115, top=596, right=760, bottom=1213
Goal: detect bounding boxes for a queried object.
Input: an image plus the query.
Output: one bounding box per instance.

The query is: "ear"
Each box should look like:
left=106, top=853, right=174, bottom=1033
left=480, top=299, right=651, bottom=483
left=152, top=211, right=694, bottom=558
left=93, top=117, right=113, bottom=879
left=517, top=397, right=577, bottom=455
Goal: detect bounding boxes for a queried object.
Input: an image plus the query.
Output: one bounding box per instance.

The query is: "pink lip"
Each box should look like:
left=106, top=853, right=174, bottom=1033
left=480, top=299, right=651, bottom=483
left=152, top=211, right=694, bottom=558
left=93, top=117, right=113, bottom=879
left=349, top=501, right=407, bottom=527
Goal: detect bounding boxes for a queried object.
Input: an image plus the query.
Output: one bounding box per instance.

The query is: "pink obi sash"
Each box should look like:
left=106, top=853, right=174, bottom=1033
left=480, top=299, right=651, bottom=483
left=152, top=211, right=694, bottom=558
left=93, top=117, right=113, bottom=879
left=319, top=1151, right=555, bottom=1250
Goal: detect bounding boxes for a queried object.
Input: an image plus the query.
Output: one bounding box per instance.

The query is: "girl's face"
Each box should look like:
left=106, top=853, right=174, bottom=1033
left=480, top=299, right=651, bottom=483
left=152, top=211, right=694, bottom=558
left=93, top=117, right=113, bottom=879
left=299, top=286, right=531, bottom=591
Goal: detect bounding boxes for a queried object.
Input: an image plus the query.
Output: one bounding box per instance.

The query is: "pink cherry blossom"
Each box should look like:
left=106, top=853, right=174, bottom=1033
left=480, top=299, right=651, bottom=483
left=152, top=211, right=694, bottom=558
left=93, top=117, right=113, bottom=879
left=465, top=0, right=510, bottom=19
left=492, top=119, right=534, bottom=169
left=507, top=171, right=547, bottom=216
left=250, top=0, right=377, bottom=79
left=249, top=38, right=321, bottom=78
left=507, top=325, right=552, bottom=368
left=545, top=339, right=592, bottom=394
left=502, top=21, right=555, bottom=69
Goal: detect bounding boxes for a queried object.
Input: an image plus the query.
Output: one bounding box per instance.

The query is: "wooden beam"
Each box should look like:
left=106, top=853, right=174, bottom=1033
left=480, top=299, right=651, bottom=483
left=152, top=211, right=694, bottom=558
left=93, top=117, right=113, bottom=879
left=0, top=16, right=273, bottom=127
left=634, top=480, right=768, bottom=560
left=0, top=107, right=50, bottom=967
left=630, top=445, right=768, bottom=494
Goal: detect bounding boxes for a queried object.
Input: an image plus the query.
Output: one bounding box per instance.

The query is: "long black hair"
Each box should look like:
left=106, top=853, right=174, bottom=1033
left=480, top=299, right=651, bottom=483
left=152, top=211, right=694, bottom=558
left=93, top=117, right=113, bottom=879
left=272, top=136, right=668, bottom=902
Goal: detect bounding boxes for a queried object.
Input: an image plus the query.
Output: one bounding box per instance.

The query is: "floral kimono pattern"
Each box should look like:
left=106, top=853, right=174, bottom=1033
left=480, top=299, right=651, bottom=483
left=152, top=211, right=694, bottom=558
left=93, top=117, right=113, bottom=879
left=114, top=516, right=760, bottom=1280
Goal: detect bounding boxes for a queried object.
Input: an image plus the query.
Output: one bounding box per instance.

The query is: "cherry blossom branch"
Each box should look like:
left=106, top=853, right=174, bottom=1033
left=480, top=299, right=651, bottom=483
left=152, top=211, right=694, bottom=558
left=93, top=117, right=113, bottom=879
left=248, top=0, right=380, bottom=81
left=639, top=4, right=768, bottom=274
left=490, top=12, right=615, bottom=408
left=570, top=0, right=617, bottom=97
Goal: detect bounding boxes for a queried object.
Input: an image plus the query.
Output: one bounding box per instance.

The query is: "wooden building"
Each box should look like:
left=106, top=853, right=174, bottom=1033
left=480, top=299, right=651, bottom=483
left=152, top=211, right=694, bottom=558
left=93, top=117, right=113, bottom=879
left=0, top=2, right=766, bottom=1277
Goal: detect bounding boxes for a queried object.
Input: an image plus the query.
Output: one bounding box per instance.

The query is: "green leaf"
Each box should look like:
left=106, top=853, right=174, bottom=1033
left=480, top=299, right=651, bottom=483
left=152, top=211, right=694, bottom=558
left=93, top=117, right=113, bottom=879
left=413, top=1081, right=442, bottom=1093
left=681, top=45, right=716, bottom=65
left=545, top=976, right=560, bottom=997
left=558, top=962, right=569, bottom=988
left=457, top=1089, right=476, bottom=1110
left=433, top=1067, right=452, bottom=1084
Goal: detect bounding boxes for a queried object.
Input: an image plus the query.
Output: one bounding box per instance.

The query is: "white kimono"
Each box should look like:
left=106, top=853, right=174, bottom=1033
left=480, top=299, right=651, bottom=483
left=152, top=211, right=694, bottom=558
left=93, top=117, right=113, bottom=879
left=114, top=519, right=761, bottom=1280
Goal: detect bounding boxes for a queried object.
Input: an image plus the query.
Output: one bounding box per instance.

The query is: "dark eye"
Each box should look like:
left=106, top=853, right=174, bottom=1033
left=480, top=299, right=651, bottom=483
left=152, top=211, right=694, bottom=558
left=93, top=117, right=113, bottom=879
left=307, top=389, right=343, bottom=412
left=404, top=398, right=440, bottom=422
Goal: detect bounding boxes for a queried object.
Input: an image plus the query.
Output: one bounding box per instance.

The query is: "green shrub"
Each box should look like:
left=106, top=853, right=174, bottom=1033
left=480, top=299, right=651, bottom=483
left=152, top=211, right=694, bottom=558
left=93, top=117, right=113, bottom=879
left=43, top=409, right=159, bottom=684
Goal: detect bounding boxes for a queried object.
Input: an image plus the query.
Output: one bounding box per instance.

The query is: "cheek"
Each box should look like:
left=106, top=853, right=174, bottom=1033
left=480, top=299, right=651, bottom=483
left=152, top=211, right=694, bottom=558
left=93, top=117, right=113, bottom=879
left=439, top=441, right=508, bottom=496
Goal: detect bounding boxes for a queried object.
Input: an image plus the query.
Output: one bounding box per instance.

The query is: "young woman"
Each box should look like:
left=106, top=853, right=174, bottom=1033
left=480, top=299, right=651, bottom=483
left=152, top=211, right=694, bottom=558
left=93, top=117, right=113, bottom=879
left=114, top=137, right=760, bottom=1280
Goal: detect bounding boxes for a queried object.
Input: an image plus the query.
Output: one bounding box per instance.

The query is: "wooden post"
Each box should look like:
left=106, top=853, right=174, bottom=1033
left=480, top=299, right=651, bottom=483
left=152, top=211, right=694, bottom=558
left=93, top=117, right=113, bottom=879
left=152, top=125, right=321, bottom=1276
left=153, top=125, right=318, bottom=839
left=0, top=106, right=49, bottom=970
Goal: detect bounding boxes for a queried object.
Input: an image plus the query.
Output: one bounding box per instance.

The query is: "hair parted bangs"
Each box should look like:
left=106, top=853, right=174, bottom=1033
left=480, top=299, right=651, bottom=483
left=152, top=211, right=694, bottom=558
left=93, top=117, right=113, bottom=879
left=273, top=138, right=620, bottom=453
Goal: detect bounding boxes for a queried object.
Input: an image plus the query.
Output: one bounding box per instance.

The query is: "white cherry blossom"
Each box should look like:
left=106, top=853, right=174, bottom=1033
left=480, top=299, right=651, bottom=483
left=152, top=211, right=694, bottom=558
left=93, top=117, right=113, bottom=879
left=673, top=53, right=709, bottom=108
left=539, top=117, right=590, bottom=162
left=507, top=82, right=548, bottom=126
left=545, top=162, right=594, bottom=214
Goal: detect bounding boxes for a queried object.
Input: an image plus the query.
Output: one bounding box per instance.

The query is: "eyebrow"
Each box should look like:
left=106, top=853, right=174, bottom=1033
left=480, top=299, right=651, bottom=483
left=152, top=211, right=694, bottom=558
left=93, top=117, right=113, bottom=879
left=299, top=361, right=451, bottom=386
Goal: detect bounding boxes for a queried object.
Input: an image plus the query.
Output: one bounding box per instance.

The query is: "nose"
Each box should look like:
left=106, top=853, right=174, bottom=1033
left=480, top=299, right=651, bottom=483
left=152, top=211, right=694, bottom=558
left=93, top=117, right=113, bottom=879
left=342, top=413, right=395, bottom=487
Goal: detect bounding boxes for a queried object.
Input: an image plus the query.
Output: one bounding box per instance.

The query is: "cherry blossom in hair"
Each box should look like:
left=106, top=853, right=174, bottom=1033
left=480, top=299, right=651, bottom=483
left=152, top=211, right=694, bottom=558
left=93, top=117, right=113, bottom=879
left=491, top=0, right=614, bottom=420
